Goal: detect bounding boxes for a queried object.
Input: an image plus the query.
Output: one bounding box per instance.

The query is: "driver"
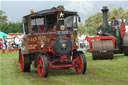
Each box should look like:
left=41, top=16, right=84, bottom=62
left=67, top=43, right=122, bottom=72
left=111, top=17, right=119, bottom=34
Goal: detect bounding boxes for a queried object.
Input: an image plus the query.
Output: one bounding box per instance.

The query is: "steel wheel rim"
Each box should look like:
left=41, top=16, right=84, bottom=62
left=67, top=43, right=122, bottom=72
left=19, top=52, right=23, bottom=71
left=37, top=57, right=44, bottom=77
left=75, top=54, right=82, bottom=74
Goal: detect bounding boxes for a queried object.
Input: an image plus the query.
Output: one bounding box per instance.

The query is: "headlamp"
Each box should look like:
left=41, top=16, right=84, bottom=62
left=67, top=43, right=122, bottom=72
left=60, top=25, right=65, bottom=31
left=41, top=43, right=45, bottom=48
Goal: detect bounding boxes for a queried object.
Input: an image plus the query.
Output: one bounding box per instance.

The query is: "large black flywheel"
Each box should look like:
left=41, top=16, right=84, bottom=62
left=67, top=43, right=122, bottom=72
left=53, top=38, right=72, bottom=55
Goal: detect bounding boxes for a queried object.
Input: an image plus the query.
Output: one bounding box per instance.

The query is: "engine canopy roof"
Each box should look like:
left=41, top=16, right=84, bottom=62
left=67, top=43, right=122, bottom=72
left=24, top=5, right=77, bottom=18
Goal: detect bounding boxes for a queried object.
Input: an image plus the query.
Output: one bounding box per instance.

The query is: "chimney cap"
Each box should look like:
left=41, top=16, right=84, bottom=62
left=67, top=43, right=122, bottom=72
left=102, top=6, right=109, bottom=12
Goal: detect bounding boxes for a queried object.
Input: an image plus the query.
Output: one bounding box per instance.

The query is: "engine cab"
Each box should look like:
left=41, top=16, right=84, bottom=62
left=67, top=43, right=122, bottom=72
left=22, top=5, right=80, bottom=55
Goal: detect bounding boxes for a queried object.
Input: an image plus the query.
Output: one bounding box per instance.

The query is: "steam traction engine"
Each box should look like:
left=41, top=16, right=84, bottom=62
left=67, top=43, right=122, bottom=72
left=87, top=6, right=128, bottom=60
left=19, top=5, right=87, bottom=77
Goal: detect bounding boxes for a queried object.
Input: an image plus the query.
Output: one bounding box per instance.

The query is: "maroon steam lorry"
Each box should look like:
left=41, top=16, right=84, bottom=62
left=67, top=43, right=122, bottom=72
left=19, top=5, right=87, bottom=77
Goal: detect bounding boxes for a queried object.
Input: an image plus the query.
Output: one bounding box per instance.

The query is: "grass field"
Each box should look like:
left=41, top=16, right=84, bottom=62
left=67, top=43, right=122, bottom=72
left=0, top=52, right=128, bottom=85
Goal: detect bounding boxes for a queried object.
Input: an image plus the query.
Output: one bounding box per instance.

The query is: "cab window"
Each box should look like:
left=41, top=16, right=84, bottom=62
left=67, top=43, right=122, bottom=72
left=64, top=15, right=77, bottom=28
left=31, top=18, right=44, bottom=33
left=32, top=18, right=44, bottom=25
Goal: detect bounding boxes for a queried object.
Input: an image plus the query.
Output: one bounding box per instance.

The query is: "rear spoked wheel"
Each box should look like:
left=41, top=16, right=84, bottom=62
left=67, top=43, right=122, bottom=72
left=37, top=55, right=48, bottom=77
left=74, top=52, right=87, bottom=74
left=19, top=51, right=31, bottom=72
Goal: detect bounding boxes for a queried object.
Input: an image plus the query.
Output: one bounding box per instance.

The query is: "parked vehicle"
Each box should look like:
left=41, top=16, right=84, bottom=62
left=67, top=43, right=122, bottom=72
left=19, top=5, right=87, bottom=77
left=87, top=6, right=128, bottom=60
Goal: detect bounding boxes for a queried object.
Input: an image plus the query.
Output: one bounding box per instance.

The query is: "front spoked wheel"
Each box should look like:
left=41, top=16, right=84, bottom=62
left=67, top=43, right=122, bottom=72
left=37, top=55, right=48, bottom=77
left=74, top=52, right=87, bottom=74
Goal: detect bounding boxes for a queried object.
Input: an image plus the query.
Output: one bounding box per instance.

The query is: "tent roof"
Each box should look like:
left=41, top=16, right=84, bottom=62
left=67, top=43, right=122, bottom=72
left=0, top=32, right=12, bottom=38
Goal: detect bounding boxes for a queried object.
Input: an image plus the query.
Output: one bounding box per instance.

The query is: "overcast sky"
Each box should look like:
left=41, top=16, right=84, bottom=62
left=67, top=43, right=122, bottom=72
left=1, top=0, right=128, bottom=22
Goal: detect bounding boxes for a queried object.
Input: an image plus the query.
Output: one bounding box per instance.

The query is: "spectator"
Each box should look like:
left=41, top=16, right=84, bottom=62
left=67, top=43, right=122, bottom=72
left=14, top=36, right=20, bottom=48
left=126, top=22, right=128, bottom=32
left=118, top=16, right=127, bottom=27
left=7, top=41, right=12, bottom=49
left=11, top=36, right=16, bottom=48
left=19, top=39, right=23, bottom=48
left=0, top=39, right=3, bottom=49
left=111, top=17, right=119, bottom=33
left=84, top=34, right=89, bottom=49
left=111, top=17, right=119, bottom=28
left=2, top=36, right=7, bottom=49
left=84, top=40, right=88, bottom=49
left=78, top=34, right=85, bottom=48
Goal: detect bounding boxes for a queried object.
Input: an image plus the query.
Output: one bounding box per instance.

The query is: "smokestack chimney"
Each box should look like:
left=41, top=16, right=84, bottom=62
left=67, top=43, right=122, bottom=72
left=102, top=6, right=109, bottom=30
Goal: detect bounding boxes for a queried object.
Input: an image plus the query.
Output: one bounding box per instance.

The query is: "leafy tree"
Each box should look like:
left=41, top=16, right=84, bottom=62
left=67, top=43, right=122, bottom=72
left=0, top=22, right=23, bottom=33
left=85, top=12, right=102, bottom=35
left=78, top=22, right=85, bottom=34
left=0, top=10, right=23, bottom=33
left=0, top=10, right=7, bottom=23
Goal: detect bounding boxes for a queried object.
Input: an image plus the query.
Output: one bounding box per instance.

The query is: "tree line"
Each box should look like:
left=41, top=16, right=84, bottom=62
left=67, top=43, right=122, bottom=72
left=0, top=10, right=23, bottom=33
left=0, top=8, right=128, bottom=34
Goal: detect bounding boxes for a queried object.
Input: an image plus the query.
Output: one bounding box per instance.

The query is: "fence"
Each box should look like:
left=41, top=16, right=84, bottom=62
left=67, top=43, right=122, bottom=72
left=0, top=48, right=19, bottom=54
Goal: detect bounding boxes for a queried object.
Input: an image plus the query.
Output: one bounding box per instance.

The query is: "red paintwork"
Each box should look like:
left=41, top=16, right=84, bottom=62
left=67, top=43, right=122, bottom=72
left=19, top=51, right=23, bottom=71
left=20, top=7, right=86, bottom=77
left=44, top=50, right=83, bottom=69
left=26, top=25, right=77, bottom=54
left=24, top=28, right=78, bottom=69
left=39, top=25, right=44, bottom=32
left=87, top=36, right=115, bottom=51
left=37, top=56, right=44, bottom=77
left=120, top=21, right=126, bottom=39
left=41, top=45, right=77, bottom=56
left=49, top=64, right=74, bottom=69
left=45, top=53, right=82, bottom=69
left=48, top=26, right=59, bottom=32
left=8, top=33, right=14, bottom=36
left=22, top=20, right=79, bottom=71
left=60, top=55, right=68, bottom=60
left=75, top=54, right=82, bottom=74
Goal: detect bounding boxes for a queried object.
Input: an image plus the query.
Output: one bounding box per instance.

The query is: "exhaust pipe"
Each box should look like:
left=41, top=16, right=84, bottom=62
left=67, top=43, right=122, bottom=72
left=97, top=6, right=111, bottom=36
left=102, top=6, right=109, bottom=30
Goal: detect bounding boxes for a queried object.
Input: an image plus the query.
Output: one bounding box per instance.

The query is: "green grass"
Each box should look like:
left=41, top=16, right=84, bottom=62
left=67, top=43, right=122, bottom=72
left=0, top=52, right=128, bottom=85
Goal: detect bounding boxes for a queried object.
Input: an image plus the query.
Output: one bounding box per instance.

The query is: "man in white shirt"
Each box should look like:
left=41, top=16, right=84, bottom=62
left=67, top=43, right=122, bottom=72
left=78, top=34, right=85, bottom=48
left=14, top=36, right=20, bottom=48
left=125, top=22, right=128, bottom=32
left=2, top=36, right=7, bottom=49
